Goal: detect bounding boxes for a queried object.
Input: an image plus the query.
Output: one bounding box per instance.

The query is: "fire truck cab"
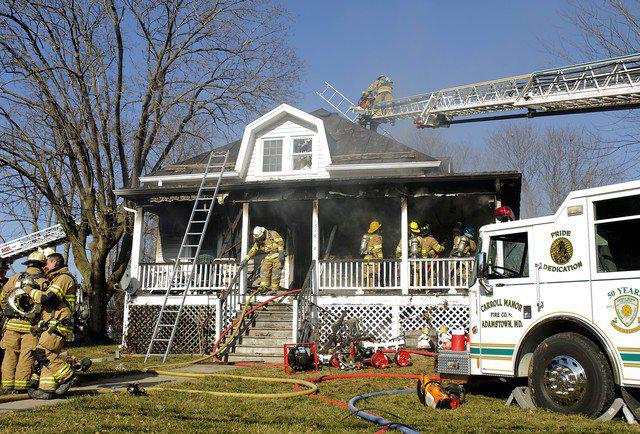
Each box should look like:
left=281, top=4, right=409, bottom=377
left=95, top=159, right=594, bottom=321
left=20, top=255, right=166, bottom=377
left=443, top=180, right=640, bottom=417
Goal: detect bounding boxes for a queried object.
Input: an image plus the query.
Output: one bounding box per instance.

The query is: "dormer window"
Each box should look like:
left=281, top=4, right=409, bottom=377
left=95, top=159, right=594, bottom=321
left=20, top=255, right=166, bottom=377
left=262, top=139, right=283, bottom=172
left=292, top=137, right=313, bottom=170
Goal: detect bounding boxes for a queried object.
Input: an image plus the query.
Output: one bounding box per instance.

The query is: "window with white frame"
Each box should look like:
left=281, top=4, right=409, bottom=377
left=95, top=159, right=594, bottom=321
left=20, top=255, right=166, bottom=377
left=262, top=139, right=283, bottom=172
left=292, top=137, right=313, bottom=170
left=594, top=194, right=640, bottom=272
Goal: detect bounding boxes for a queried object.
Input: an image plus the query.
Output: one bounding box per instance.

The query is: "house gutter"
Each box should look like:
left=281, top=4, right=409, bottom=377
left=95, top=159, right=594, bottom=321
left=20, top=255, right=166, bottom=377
left=326, top=161, right=441, bottom=172
left=139, top=171, right=240, bottom=186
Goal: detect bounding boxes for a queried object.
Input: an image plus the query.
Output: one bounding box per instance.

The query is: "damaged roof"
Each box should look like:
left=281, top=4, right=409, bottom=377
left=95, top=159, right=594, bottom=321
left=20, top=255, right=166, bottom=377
left=148, top=108, right=437, bottom=177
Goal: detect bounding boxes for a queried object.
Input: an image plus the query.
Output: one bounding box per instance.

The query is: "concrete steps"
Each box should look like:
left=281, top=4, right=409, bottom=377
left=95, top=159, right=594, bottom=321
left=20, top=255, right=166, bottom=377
left=224, top=302, right=294, bottom=364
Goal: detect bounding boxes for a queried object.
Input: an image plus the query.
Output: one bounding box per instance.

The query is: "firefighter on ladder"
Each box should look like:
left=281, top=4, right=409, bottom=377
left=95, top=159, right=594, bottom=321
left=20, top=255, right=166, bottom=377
left=361, top=220, right=383, bottom=291
left=25, top=253, right=77, bottom=399
left=242, top=226, right=285, bottom=293
left=0, top=251, right=47, bottom=394
left=358, top=76, right=393, bottom=131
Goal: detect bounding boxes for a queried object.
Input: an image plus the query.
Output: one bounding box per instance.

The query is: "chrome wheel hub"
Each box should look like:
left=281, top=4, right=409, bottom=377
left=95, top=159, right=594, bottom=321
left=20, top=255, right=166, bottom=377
left=543, top=355, right=587, bottom=406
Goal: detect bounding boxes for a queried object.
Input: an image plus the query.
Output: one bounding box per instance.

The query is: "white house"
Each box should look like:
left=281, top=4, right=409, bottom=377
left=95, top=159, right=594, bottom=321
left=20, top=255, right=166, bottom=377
left=115, top=104, right=521, bottom=358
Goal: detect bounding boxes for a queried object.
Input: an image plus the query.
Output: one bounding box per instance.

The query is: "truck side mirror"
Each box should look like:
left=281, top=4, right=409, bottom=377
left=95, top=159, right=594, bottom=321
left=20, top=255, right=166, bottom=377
left=476, top=252, right=487, bottom=278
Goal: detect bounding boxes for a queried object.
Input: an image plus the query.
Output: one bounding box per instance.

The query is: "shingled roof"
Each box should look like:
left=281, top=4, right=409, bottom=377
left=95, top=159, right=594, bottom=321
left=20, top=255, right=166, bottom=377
left=148, top=108, right=437, bottom=177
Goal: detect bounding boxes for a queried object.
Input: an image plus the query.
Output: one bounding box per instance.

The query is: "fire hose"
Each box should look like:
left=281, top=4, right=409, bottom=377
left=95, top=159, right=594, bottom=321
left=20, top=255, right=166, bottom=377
left=348, top=389, right=419, bottom=434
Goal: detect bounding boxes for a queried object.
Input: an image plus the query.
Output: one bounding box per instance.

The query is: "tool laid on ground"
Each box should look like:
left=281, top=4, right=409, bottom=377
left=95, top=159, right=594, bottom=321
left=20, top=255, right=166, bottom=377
left=284, top=342, right=319, bottom=374
left=416, top=377, right=465, bottom=409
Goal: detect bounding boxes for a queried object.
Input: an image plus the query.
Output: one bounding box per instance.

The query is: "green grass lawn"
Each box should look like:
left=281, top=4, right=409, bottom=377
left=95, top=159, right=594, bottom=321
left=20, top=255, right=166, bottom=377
left=0, top=344, right=636, bottom=433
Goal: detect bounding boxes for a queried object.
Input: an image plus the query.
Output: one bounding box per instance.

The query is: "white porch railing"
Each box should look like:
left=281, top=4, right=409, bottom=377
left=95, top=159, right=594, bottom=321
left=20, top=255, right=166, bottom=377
left=317, top=258, right=475, bottom=294
left=408, top=258, right=475, bottom=292
left=318, top=259, right=401, bottom=294
left=138, top=260, right=238, bottom=293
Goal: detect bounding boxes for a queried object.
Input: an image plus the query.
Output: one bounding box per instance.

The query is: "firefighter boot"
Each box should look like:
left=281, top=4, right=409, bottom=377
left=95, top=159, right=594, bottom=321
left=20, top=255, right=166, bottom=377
left=28, top=388, right=54, bottom=400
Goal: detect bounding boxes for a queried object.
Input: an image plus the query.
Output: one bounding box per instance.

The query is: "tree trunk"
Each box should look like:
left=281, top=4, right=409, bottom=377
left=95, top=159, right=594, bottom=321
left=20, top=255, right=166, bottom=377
left=89, top=261, right=109, bottom=339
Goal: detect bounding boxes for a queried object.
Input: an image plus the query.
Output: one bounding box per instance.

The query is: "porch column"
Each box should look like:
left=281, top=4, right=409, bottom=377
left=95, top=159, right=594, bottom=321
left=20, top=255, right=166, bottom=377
left=400, top=198, right=409, bottom=295
left=240, top=202, right=250, bottom=295
left=312, top=199, right=319, bottom=295
left=121, top=206, right=144, bottom=348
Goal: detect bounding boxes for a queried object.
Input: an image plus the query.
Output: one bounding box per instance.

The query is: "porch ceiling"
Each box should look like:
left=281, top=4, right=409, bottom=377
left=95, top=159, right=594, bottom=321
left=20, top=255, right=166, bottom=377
left=115, top=171, right=522, bottom=214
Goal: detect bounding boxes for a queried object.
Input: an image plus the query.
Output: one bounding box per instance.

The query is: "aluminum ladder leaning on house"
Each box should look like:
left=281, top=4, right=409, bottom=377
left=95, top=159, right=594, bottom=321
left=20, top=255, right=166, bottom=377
left=145, top=150, right=229, bottom=362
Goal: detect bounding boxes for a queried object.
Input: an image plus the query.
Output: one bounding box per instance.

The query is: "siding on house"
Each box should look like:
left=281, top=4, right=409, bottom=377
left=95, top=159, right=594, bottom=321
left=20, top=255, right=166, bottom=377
left=245, top=115, right=330, bottom=182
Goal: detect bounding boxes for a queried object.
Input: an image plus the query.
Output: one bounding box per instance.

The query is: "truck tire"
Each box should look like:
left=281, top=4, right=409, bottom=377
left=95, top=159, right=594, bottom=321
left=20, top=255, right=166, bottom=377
left=528, top=332, right=615, bottom=417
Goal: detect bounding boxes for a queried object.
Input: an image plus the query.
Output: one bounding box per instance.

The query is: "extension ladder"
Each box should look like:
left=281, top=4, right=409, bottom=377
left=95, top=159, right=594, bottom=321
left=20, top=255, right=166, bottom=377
left=145, top=150, right=229, bottom=362
left=368, top=53, right=640, bottom=127
left=0, top=224, right=67, bottom=261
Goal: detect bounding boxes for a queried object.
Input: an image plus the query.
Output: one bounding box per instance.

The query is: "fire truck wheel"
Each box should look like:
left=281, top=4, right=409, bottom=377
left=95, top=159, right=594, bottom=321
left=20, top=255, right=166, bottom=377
left=372, top=352, right=390, bottom=369
left=528, top=332, right=615, bottom=418
left=394, top=350, right=412, bottom=367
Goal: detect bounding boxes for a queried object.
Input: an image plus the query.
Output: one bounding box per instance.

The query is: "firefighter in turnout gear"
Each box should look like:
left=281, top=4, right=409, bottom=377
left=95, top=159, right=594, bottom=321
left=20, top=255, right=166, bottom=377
left=451, top=226, right=476, bottom=287
left=421, top=224, right=445, bottom=258
left=25, top=253, right=77, bottom=400
left=0, top=251, right=47, bottom=394
left=244, top=226, right=285, bottom=292
left=361, top=220, right=383, bottom=290
left=395, top=221, right=424, bottom=259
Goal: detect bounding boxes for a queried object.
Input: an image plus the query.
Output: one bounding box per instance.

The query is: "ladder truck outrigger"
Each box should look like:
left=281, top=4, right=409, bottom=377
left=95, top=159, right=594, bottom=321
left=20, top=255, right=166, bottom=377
left=317, top=53, right=640, bottom=421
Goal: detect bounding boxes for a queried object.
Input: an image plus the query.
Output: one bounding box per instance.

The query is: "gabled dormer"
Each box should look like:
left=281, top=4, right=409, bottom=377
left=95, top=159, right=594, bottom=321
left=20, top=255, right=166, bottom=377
left=235, top=104, right=331, bottom=181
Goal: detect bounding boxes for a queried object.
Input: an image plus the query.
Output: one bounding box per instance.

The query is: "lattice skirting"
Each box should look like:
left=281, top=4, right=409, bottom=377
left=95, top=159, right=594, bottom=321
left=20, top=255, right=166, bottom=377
left=124, top=305, right=216, bottom=354
left=316, top=302, right=469, bottom=346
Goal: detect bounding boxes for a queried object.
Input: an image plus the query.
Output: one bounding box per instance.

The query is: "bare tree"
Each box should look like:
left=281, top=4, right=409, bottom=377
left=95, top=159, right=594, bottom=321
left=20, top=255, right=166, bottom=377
left=487, top=123, right=620, bottom=217
left=553, top=0, right=640, bottom=171
left=0, top=0, right=301, bottom=336
left=408, top=131, right=481, bottom=173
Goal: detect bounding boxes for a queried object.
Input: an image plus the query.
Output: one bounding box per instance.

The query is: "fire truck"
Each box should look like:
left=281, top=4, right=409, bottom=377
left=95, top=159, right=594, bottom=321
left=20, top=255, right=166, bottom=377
left=435, top=180, right=640, bottom=418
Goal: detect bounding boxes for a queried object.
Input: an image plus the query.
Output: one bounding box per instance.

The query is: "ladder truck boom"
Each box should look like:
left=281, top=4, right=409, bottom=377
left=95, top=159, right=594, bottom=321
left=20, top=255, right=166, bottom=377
left=0, top=224, right=68, bottom=262
left=321, top=53, right=640, bottom=128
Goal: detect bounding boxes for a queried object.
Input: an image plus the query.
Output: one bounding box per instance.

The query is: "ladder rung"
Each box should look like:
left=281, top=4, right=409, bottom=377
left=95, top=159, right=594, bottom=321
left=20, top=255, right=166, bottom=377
left=186, top=232, right=203, bottom=236
left=157, top=324, right=174, bottom=327
left=191, top=221, right=207, bottom=224
left=183, top=244, right=198, bottom=247
left=152, top=338, right=170, bottom=342
left=162, top=309, right=180, bottom=314
left=194, top=209, right=209, bottom=212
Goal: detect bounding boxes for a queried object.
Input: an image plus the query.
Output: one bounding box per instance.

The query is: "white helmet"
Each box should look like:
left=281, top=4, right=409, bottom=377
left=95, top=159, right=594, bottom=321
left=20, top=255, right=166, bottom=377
left=253, top=226, right=266, bottom=239
left=43, top=247, right=56, bottom=257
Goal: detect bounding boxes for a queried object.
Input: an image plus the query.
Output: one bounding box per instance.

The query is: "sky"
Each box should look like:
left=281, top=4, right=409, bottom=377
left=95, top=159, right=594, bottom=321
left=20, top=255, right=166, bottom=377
left=282, top=0, right=617, bottom=147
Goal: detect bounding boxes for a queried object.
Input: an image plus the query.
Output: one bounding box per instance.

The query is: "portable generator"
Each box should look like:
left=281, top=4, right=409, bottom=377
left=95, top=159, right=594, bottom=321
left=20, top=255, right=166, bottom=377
left=284, top=342, right=318, bottom=374
left=417, top=377, right=465, bottom=409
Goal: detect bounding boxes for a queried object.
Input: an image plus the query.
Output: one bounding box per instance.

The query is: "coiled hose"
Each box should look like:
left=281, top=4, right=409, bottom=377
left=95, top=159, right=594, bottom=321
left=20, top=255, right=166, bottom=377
left=349, top=389, right=419, bottom=434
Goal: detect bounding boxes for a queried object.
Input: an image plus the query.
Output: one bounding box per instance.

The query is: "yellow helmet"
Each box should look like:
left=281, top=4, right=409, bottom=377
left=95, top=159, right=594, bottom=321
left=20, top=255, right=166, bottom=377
left=23, top=250, right=46, bottom=265
left=409, top=221, right=420, bottom=234
left=368, top=220, right=381, bottom=234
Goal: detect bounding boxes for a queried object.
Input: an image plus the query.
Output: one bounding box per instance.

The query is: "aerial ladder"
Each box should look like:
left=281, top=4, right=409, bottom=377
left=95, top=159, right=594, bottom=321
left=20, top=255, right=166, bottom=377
left=0, top=224, right=68, bottom=262
left=318, top=53, right=640, bottom=128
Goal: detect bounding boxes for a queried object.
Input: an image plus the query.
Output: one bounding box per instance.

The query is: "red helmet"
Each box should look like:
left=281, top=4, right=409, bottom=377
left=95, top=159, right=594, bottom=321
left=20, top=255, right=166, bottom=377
left=494, top=206, right=516, bottom=222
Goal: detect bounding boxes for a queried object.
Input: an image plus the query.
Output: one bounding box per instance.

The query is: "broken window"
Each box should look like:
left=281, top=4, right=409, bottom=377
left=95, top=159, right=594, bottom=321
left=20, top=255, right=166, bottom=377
left=594, top=194, right=640, bottom=272
left=292, top=137, right=313, bottom=170
left=262, top=139, right=283, bottom=172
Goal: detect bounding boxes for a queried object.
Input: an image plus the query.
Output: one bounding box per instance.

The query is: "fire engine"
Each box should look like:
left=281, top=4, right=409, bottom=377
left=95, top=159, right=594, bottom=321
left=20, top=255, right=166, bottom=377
left=438, top=180, right=640, bottom=418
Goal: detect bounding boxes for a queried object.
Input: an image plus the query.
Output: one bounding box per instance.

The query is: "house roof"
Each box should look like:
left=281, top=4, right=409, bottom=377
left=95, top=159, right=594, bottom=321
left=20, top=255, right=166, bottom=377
left=147, top=108, right=437, bottom=177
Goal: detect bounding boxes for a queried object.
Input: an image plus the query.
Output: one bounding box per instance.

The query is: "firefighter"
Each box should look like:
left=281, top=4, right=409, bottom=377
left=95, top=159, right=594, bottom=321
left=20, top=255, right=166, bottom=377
left=364, top=75, right=393, bottom=105
left=395, top=221, right=423, bottom=259
left=25, top=253, right=76, bottom=400
left=0, top=251, right=47, bottom=394
left=361, top=220, right=383, bottom=289
left=452, top=226, right=476, bottom=258
left=421, top=224, right=445, bottom=258
left=243, top=226, right=285, bottom=293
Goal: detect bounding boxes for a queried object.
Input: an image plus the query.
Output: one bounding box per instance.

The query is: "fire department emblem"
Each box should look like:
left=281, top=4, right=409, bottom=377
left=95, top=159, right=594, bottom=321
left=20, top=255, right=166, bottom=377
left=550, top=237, right=573, bottom=265
left=611, top=295, right=640, bottom=333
